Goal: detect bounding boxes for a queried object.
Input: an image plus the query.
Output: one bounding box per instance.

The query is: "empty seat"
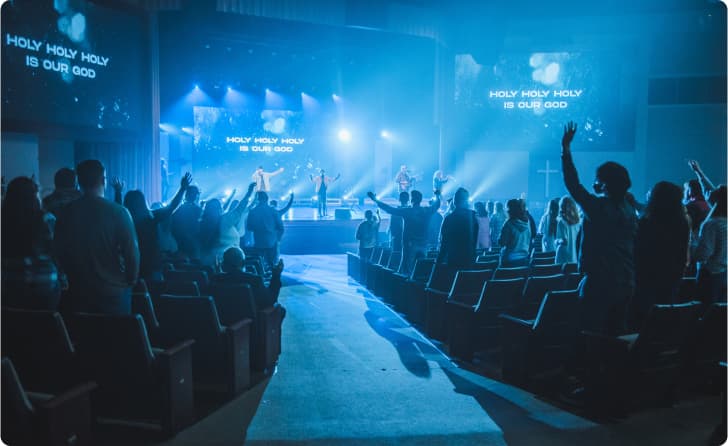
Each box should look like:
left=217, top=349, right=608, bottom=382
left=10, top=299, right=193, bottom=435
left=2, top=308, right=78, bottom=393
left=474, top=260, right=499, bottom=271
left=417, top=264, right=457, bottom=331
left=561, top=263, right=578, bottom=275
left=447, top=277, right=526, bottom=361
left=529, top=264, right=563, bottom=277
left=131, top=291, right=162, bottom=346
left=493, top=266, right=530, bottom=280
left=164, top=270, right=209, bottom=294
left=210, top=283, right=282, bottom=371
left=1, top=357, right=97, bottom=446
left=500, top=289, right=581, bottom=388
left=390, top=258, right=434, bottom=314
left=69, top=313, right=195, bottom=435
left=683, top=302, right=727, bottom=383
left=427, top=268, right=493, bottom=341
left=155, top=295, right=252, bottom=397
left=165, top=280, right=201, bottom=297
left=519, top=274, right=568, bottom=319
left=374, top=251, right=402, bottom=301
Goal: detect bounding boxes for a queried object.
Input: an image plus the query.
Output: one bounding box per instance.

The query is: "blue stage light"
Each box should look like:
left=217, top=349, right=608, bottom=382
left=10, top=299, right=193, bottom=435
left=338, top=129, right=351, bottom=143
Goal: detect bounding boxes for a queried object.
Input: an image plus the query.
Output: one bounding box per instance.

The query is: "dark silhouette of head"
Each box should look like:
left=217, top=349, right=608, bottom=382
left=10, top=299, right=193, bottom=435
left=365, top=210, right=373, bottom=220
left=54, top=168, right=77, bottom=189
left=645, top=181, right=684, bottom=220
left=486, top=200, right=494, bottom=214
left=185, top=185, right=200, bottom=203
left=3, top=177, right=40, bottom=214
left=453, top=187, right=470, bottom=208
left=410, top=190, right=423, bottom=206
left=123, top=190, right=151, bottom=221
left=76, top=160, right=105, bottom=193
left=399, top=191, right=409, bottom=206
left=595, top=162, right=631, bottom=199
left=495, top=201, right=504, bottom=214
left=270, top=200, right=278, bottom=208
left=475, top=201, right=487, bottom=217
left=506, top=198, right=527, bottom=221
left=684, top=179, right=705, bottom=202
left=547, top=198, right=559, bottom=216
left=2, top=177, right=43, bottom=257
left=221, top=246, right=245, bottom=273
left=256, top=191, right=269, bottom=204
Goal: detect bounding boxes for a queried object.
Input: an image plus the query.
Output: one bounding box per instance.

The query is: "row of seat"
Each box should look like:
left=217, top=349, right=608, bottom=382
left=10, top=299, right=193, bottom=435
left=2, top=268, right=283, bottom=443
left=348, top=248, right=727, bottom=416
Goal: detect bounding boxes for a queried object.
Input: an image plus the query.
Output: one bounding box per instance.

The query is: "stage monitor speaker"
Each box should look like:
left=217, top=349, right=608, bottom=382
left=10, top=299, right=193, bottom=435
left=335, top=209, right=352, bottom=220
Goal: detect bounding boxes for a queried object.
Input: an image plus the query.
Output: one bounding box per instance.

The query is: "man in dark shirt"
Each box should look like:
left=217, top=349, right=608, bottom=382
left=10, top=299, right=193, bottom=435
left=171, top=185, right=202, bottom=261
left=54, top=159, right=140, bottom=315
left=388, top=192, right=409, bottom=252
left=215, top=247, right=284, bottom=309
left=247, top=191, right=284, bottom=270
left=561, top=121, right=637, bottom=335
left=368, top=188, right=441, bottom=275
left=437, top=188, right=478, bottom=268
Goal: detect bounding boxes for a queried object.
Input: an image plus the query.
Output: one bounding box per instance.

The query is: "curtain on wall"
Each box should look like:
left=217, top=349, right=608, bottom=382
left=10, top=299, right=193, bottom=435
left=74, top=140, right=159, bottom=203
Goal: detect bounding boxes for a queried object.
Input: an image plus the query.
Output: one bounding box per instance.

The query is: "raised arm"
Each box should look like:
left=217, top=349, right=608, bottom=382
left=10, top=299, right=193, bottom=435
left=231, top=182, right=257, bottom=215
left=366, top=191, right=402, bottom=215
left=279, top=192, right=294, bottom=214
left=429, top=190, right=442, bottom=214
left=111, top=177, right=124, bottom=205
left=688, top=160, right=716, bottom=197
left=222, top=188, right=237, bottom=211
left=118, top=208, right=140, bottom=286
left=269, top=167, right=284, bottom=177
left=155, top=172, right=192, bottom=220
left=561, top=121, right=598, bottom=215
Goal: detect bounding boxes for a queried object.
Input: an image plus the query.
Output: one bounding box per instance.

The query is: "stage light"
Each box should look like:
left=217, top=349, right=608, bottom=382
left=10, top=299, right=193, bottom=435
left=227, top=86, right=232, bottom=91
left=343, top=194, right=350, bottom=200
left=194, top=84, right=200, bottom=90
left=332, top=94, right=339, bottom=100
left=338, top=129, right=351, bottom=143
left=380, top=130, right=390, bottom=139
left=225, top=188, right=233, bottom=196
left=468, top=197, right=474, bottom=202
left=312, top=195, right=318, bottom=201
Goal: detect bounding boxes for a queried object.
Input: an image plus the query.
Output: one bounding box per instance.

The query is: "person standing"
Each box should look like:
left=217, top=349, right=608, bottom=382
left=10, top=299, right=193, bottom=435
left=474, top=202, right=491, bottom=251
left=432, top=170, right=454, bottom=193
left=54, top=159, right=140, bottom=315
left=368, top=189, right=441, bottom=275
left=310, top=170, right=340, bottom=217
left=246, top=191, right=284, bottom=270
left=499, top=199, right=532, bottom=267
left=389, top=192, right=409, bottom=252
left=171, top=184, right=203, bottom=261
left=356, top=210, right=380, bottom=261
left=437, top=188, right=478, bottom=268
left=395, top=165, right=414, bottom=194
left=42, top=167, right=82, bottom=217
left=554, top=195, right=581, bottom=264
left=561, top=121, right=638, bottom=335
left=252, top=165, right=284, bottom=193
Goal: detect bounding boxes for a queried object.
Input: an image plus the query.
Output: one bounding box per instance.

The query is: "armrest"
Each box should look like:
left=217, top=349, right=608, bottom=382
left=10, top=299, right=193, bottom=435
left=224, top=318, right=252, bottom=394
left=499, top=313, right=535, bottom=328
left=34, top=382, right=97, bottom=410
left=156, top=339, right=195, bottom=435
left=35, top=381, right=97, bottom=446
left=581, top=330, right=633, bottom=346
left=446, top=300, right=476, bottom=311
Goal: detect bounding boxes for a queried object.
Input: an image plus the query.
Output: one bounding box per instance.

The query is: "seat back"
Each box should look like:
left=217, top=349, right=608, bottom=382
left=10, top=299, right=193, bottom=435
left=387, top=252, right=402, bottom=270
left=631, top=301, right=703, bottom=369
left=476, top=253, right=500, bottom=264
left=244, top=258, right=265, bottom=277
left=370, top=246, right=383, bottom=263
left=165, top=280, right=201, bottom=297
left=529, top=264, right=563, bottom=277
left=425, top=264, right=457, bottom=293
left=532, top=289, right=581, bottom=336
left=677, top=276, right=699, bottom=303
left=477, top=277, right=527, bottom=312
left=410, top=258, right=435, bottom=282
left=131, top=291, right=161, bottom=344
left=165, top=269, right=208, bottom=289
left=1, top=357, right=35, bottom=445
left=531, top=250, right=556, bottom=260
left=531, top=256, right=556, bottom=266
left=211, top=283, right=257, bottom=327
left=155, top=295, right=224, bottom=347
left=448, top=269, right=494, bottom=306
left=493, top=266, right=530, bottom=280
left=1, top=309, right=76, bottom=392
left=378, top=249, right=392, bottom=267
left=521, top=274, right=568, bottom=318
left=474, top=260, right=499, bottom=270
left=563, top=272, right=584, bottom=291
left=561, top=263, right=578, bottom=275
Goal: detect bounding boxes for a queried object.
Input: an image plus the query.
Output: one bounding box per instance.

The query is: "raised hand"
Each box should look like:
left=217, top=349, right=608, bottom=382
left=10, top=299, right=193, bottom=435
left=562, top=121, right=577, bottom=151
left=180, top=172, right=192, bottom=189
left=247, top=182, right=256, bottom=193
left=688, top=160, right=701, bottom=173
left=111, top=177, right=125, bottom=191
left=367, top=191, right=376, bottom=200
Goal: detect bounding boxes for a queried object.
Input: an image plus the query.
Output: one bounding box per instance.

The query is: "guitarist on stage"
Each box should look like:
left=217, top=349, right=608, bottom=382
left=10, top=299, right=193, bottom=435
left=395, top=165, right=416, bottom=194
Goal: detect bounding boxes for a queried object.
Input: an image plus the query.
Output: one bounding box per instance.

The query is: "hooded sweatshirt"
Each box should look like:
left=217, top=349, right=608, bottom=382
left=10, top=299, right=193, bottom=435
left=499, top=218, right=532, bottom=265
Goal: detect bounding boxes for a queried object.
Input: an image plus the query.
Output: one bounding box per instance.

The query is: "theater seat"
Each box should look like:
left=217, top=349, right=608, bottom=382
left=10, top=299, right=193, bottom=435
left=69, top=313, right=195, bottom=435
left=1, top=357, right=96, bottom=446
left=155, top=295, right=252, bottom=397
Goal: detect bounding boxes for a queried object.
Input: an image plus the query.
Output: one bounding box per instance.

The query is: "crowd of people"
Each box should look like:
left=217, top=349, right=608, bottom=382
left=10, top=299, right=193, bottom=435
left=1, top=159, right=289, bottom=316
left=361, top=121, right=726, bottom=336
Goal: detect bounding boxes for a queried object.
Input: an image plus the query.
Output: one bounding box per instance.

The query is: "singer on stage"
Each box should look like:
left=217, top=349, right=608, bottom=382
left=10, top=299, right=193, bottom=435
left=310, top=170, right=340, bottom=217
left=252, top=165, right=284, bottom=192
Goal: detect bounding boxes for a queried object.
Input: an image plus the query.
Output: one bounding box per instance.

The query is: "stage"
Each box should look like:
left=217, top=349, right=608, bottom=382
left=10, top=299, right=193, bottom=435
left=278, top=205, right=391, bottom=255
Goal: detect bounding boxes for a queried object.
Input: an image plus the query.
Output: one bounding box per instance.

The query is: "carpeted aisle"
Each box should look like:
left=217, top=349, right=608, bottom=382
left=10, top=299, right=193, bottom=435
left=243, top=255, right=593, bottom=445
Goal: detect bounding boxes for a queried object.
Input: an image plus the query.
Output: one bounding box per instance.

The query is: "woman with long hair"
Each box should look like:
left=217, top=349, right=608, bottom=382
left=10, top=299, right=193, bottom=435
left=474, top=202, right=491, bottom=250
left=630, top=181, right=691, bottom=329
left=117, top=172, right=192, bottom=281
left=490, top=201, right=506, bottom=247
left=538, top=198, right=560, bottom=252
left=555, top=196, right=581, bottom=264
left=199, top=183, right=256, bottom=268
